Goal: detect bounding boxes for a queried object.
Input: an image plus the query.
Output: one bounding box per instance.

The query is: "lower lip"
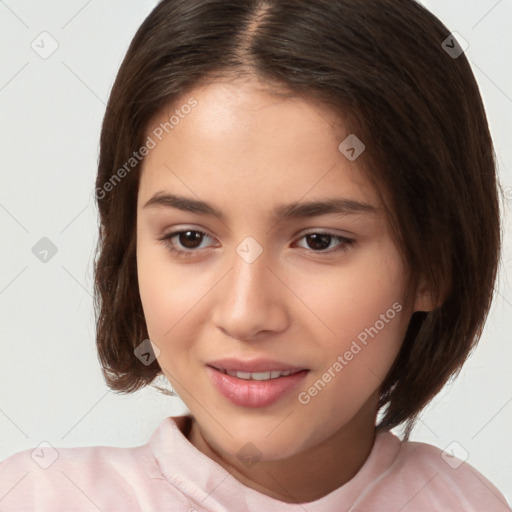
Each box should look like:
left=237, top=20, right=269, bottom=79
left=207, top=366, right=309, bottom=408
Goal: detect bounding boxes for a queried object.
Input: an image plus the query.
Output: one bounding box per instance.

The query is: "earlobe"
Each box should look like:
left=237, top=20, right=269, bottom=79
left=412, top=276, right=443, bottom=313
left=413, top=289, right=436, bottom=313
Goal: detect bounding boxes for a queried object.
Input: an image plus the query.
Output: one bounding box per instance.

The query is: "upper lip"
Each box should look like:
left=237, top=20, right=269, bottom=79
left=207, top=358, right=308, bottom=373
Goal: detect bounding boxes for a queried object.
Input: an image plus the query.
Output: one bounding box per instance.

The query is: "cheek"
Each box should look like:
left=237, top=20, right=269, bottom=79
left=296, top=242, right=409, bottom=397
left=136, top=240, right=216, bottom=370
left=304, top=249, right=409, bottom=407
left=137, top=242, right=194, bottom=339
left=296, top=242, right=407, bottom=347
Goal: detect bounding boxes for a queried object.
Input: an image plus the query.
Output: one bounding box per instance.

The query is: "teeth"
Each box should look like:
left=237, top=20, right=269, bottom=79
left=224, top=369, right=295, bottom=380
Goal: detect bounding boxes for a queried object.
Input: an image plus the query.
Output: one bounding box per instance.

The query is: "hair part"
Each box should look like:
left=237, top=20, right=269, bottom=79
left=94, top=0, right=502, bottom=435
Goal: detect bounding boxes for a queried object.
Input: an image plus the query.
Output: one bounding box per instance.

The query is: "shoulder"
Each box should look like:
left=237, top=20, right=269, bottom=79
left=368, top=433, right=511, bottom=512
left=0, top=442, right=165, bottom=510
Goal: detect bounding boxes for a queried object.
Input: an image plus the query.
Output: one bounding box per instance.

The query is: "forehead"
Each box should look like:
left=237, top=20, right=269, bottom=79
left=138, top=77, right=380, bottom=211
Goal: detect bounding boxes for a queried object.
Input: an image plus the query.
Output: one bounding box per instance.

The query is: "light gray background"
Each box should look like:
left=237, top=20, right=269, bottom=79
left=1, top=0, right=511, bottom=503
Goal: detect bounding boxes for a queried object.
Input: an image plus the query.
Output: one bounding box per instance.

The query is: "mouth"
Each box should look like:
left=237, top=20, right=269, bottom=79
left=208, top=366, right=305, bottom=381
left=206, top=359, right=310, bottom=408
left=207, top=357, right=308, bottom=374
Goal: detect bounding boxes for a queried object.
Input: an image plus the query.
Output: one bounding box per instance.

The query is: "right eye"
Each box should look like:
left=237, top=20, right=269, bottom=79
left=158, top=229, right=216, bottom=258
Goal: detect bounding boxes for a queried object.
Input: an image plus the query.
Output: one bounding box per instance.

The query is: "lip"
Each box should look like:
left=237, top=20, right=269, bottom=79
left=207, top=357, right=308, bottom=373
left=206, top=365, right=309, bottom=408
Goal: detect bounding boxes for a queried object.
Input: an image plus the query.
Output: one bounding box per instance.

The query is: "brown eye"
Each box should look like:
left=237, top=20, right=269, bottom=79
left=304, top=233, right=332, bottom=251
left=176, top=230, right=204, bottom=249
left=158, top=229, right=214, bottom=258
left=296, top=232, right=354, bottom=254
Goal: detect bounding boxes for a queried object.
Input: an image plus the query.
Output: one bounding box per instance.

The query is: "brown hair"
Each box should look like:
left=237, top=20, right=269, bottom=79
left=94, top=0, right=502, bottom=434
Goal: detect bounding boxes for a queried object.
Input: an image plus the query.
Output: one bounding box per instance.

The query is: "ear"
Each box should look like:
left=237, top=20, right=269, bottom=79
left=412, top=274, right=444, bottom=313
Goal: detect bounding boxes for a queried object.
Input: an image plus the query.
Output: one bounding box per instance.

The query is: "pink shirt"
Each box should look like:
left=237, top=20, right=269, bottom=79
left=0, top=415, right=509, bottom=511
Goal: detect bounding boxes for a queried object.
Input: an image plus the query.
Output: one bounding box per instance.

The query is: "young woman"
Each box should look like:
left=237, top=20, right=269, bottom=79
left=1, top=1, right=509, bottom=510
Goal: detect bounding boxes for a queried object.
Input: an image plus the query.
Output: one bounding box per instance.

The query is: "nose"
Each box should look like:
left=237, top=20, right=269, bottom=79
left=211, top=242, right=289, bottom=341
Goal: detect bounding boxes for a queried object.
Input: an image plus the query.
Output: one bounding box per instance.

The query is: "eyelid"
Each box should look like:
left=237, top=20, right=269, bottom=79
left=161, top=224, right=215, bottom=239
left=160, top=226, right=352, bottom=243
left=297, top=227, right=353, bottom=238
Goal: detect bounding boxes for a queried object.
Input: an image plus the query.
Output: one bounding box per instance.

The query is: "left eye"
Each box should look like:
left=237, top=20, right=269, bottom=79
left=158, top=230, right=354, bottom=257
left=295, top=232, right=354, bottom=253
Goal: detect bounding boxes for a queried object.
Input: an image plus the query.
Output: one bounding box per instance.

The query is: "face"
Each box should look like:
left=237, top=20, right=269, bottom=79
left=136, top=77, right=426, bottom=462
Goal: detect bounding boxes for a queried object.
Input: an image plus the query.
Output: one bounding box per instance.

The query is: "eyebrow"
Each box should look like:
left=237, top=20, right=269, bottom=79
left=142, top=192, right=378, bottom=221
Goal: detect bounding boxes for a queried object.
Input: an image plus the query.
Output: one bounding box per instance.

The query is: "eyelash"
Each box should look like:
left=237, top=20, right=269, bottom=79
left=157, top=229, right=355, bottom=259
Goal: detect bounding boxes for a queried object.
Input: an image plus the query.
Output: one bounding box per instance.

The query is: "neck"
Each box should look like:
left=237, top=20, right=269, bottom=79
left=186, top=397, right=378, bottom=503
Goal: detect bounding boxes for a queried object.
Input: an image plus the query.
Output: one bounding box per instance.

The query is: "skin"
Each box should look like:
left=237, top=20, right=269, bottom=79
left=136, top=76, right=434, bottom=503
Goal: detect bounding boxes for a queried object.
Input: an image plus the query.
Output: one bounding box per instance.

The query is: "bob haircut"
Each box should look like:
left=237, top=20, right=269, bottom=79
left=94, top=0, right=502, bottom=434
